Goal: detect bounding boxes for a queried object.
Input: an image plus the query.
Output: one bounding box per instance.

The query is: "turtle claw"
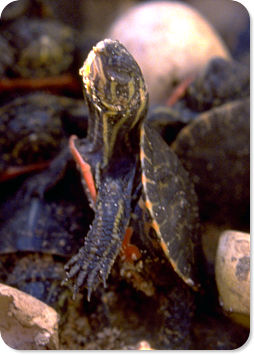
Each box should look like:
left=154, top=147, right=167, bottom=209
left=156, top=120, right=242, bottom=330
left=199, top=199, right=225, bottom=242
left=64, top=246, right=104, bottom=301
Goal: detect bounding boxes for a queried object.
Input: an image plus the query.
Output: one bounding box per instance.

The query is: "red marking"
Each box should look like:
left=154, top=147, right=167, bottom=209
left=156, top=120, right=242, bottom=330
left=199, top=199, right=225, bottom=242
left=120, top=226, right=141, bottom=263
left=70, top=136, right=141, bottom=264
left=166, top=75, right=195, bottom=107
left=69, top=137, right=141, bottom=265
left=160, top=239, right=169, bottom=257
left=0, top=161, right=50, bottom=182
left=69, top=135, right=97, bottom=203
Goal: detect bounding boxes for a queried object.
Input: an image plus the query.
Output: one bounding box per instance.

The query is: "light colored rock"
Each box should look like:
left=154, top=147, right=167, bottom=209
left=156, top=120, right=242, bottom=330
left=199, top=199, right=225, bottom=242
left=215, top=230, right=250, bottom=327
left=0, top=283, right=59, bottom=349
left=188, top=0, right=249, bottom=51
left=107, top=1, right=230, bottom=103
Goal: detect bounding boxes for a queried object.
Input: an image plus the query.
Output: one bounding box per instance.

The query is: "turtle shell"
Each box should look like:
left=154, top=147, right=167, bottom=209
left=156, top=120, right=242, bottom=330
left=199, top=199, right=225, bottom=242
left=0, top=92, right=88, bottom=179
left=171, top=98, right=250, bottom=225
left=0, top=166, right=91, bottom=308
left=2, top=17, right=76, bottom=78
left=184, top=57, right=250, bottom=112
left=140, top=122, right=200, bottom=288
left=0, top=35, right=15, bottom=76
left=0, top=197, right=86, bottom=257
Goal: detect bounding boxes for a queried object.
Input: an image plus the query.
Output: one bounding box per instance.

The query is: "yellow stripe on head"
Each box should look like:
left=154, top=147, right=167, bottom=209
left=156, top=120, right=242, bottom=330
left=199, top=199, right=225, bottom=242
left=79, top=49, right=96, bottom=80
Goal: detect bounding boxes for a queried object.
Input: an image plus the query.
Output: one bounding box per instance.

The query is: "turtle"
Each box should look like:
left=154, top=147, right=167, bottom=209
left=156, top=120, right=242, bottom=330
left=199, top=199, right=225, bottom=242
left=16, top=38, right=200, bottom=300
left=171, top=97, right=250, bottom=226
left=144, top=57, right=249, bottom=146
left=143, top=57, right=250, bottom=227
left=49, top=38, right=200, bottom=301
left=165, top=56, right=250, bottom=226
left=2, top=17, right=77, bottom=78
left=0, top=162, right=91, bottom=310
left=0, top=92, right=90, bottom=306
left=180, top=56, right=250, bottom=113
left=0, top=35, right=15, bottom=77
left=0, top=92, right=88, bottom=182
left=145, top=104, right=196, bottom=146
left=1, top=0, right=54, bottom=23
left=17, top=39, right=200, bottom=300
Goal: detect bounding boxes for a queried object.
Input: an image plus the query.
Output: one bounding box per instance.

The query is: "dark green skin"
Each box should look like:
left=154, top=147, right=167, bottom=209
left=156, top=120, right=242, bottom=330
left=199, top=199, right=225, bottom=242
left=62, top=39, right=201, bottom=348
left=65, top=39, right=147, bottom=300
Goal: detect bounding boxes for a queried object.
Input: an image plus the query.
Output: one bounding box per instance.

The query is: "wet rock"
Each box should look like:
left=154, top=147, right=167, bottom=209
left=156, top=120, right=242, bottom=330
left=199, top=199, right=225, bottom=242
left=187, top=0, right=250, bottom=63
left=0, top=283, right=59, bottom=349
left=107, top=1, right=230, bottom=103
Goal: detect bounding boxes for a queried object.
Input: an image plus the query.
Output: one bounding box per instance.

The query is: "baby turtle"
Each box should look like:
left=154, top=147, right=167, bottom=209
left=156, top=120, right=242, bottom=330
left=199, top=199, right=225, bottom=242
left=146, top=57, right=249, bottom=226
left=2, top=17, right=76, bottom=78
left=61, top=39, right=200, bottom=300
left=0, top=35, right=15, bottom=76
left=0, top=165, right=91, bottom=309
left=168, top=57, right=250, bottom=225
left=183, top=57, right=250, bottom=112
left=172, top=97, right=250, bottom=225
left=0, top=92, right=88, bottom=182
left=145, top=57, right=249, bottom=147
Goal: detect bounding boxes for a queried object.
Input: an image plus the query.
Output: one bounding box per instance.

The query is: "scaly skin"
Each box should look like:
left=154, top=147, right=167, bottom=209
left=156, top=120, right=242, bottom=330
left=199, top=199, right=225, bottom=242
left=64, top=39, right=148, bottom=299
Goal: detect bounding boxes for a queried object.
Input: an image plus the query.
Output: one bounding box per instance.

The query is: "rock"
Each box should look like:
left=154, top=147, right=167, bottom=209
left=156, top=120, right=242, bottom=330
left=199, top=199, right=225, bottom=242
left=0, top=283, right=59, bottom=349
left=187, top=0, right=250, bottom=61
left=215, top=230, right=250, bottom=327
left=107, top=1, right=230, bottom=103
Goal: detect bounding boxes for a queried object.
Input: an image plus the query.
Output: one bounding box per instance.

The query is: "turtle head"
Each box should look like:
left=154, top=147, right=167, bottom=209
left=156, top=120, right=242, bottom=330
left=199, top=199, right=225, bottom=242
left=79, top=39, right=148, bottom=166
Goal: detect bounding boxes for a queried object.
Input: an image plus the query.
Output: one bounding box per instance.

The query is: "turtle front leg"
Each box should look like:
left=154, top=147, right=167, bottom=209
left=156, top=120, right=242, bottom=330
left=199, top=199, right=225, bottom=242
left=65, top=171, right=135, bottom=300
left=69, top=135, right=97, bottom=209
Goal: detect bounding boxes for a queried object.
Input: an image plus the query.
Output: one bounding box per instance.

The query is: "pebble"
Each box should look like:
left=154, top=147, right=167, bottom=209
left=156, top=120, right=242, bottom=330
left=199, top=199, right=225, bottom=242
left=215, top=230, right=250, bottom=327
left=107, top=1, right=230, bottom=103
left=0, top=283, right=59, bottom=349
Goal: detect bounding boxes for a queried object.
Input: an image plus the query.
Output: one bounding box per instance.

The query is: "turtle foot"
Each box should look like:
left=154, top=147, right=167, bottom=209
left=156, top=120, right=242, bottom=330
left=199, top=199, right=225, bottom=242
left=64, top=246, right=109, bottom=301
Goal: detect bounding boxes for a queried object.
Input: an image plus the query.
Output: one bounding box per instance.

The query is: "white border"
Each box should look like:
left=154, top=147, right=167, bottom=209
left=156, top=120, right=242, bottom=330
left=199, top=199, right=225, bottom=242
left=0, top=0, right=252, bottom=353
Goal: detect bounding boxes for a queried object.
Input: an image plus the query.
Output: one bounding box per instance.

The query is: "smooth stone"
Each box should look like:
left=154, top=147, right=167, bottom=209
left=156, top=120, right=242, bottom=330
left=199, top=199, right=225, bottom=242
left=215, top=230, right=250, bottom=327
left=0, top=283, right=59, bottom=349
left=107, top=1, right=230, bottom=103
